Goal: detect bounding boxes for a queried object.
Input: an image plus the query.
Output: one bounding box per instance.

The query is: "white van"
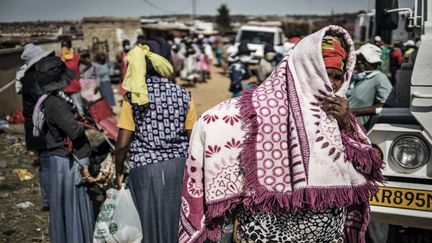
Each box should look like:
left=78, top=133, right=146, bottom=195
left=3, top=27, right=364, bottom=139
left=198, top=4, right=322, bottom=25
left=235, top=25, right=286, bottom=64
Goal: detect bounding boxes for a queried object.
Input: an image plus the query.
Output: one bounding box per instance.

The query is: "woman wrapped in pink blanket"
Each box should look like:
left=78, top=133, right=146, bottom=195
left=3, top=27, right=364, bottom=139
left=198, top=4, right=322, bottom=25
left=179, top=25, right=384, bottom=243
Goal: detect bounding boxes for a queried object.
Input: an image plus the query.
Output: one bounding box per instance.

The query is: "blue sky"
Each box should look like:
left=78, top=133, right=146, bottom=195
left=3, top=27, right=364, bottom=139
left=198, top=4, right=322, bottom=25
left=0, top=0, right=414, bottom=22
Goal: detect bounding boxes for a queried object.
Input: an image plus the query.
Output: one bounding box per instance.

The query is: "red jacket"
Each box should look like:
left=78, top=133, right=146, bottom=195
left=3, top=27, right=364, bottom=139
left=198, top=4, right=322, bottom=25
left=390, top=48, right=403, bottom=67
left=63, top=53, right=81, bottom=93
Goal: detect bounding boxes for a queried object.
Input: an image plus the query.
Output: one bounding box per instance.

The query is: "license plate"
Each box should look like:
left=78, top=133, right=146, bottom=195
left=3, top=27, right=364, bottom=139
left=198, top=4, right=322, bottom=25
left=370, top=186, right=432, bottom=212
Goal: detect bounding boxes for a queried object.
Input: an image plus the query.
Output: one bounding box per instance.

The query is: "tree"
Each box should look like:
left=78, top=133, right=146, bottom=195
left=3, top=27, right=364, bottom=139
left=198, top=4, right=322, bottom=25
left=215, top=4, right=231, bottom=35
left=283, top=23, right=309, bottom=38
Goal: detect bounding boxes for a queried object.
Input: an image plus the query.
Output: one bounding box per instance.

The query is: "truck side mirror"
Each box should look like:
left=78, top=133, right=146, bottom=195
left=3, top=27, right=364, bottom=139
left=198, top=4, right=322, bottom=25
left=376, top=0, right=399, bottom=31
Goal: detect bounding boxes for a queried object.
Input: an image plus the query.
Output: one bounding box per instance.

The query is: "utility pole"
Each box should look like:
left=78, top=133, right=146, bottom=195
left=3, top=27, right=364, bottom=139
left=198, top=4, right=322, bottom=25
left=192, top=0, right=196, bottom=20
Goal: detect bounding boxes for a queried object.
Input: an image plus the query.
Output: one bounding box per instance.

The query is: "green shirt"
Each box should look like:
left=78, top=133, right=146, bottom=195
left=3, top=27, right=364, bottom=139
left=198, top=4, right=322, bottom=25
left=347, top=70, right=395, bottom=125
left=380, top=46, right=390, bottom=73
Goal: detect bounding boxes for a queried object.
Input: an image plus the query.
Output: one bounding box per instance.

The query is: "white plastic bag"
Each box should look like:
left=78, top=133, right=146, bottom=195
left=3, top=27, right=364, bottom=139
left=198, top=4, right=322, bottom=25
left=93, top=188, right=142, bottom=243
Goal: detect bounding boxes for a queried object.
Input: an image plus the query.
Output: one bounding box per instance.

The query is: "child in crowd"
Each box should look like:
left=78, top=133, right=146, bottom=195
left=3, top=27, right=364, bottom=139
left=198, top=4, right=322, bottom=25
left=228, top=43, right=252, bottom=97
left=93, top=52, right=115, bottom=107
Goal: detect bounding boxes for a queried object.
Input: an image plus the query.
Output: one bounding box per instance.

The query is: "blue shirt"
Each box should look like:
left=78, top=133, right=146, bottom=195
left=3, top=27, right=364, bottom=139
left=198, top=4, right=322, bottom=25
left=347, top=70, right=395, bottom=125
left=229, top=61, right=246, bottom=94
left=93, top=62, right=112, bottom=83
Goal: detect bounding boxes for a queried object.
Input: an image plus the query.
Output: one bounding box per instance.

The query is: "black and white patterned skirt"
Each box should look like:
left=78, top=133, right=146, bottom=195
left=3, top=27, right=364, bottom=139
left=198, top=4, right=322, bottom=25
left=234, top=206, right=346, bottom=243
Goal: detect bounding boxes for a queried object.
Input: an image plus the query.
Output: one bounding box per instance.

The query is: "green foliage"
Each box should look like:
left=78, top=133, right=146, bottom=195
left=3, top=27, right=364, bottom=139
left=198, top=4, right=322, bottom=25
left=283, top=23, right=309, bottom=38
left=215, top=4, right=231, bottom=35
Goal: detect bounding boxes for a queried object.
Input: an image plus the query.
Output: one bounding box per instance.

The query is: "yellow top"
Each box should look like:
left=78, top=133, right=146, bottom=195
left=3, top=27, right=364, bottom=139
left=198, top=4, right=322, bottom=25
left=118, top=97, right=198, bottom=132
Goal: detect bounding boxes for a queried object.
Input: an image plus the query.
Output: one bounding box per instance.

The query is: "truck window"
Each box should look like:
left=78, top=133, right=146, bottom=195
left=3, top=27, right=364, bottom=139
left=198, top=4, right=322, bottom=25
left=278, top=32, right=282, bottom=45
left=239, top=31, right=275, bottom=44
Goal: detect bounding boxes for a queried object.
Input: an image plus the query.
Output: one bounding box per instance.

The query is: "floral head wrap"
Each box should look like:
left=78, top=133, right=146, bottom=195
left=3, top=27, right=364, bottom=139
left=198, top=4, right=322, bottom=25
left=322, top=35, right=347, bottom=72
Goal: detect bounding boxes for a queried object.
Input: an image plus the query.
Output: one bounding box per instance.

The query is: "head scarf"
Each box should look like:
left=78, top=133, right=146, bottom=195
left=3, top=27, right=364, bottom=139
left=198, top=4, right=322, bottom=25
left=122, top=41, right=174, bottom=106
left=322, top=35, right=347, bottom=72
left=149, top=36, right=172, bottom=60
left=179, top=26, right=383, bottom=243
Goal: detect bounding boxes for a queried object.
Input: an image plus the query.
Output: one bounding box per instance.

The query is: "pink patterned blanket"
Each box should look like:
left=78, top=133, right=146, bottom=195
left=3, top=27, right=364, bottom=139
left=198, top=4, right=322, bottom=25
left=179, top=25, right=384, bottom=243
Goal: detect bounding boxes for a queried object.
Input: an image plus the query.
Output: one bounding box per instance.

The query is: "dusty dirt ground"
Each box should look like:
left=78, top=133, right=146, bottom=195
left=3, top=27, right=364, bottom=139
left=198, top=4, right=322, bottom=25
left=176, top=65, right=232, bottom=116
left=0, top=133, right=49, bottom=243
left=0, top=65, right=233, bottom=243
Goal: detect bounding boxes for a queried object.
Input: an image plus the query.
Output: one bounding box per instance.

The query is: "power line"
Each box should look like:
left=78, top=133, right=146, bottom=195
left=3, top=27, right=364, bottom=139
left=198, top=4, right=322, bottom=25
left=141, top=0, right=193, bottom=14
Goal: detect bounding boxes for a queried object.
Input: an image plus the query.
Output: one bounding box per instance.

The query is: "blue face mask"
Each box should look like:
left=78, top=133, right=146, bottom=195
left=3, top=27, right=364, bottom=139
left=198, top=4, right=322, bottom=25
left=352, top=71, right=368, bottom=82
left=124, top=45, right=131, bottom=51
left=353, top=70, right=379, bottom=82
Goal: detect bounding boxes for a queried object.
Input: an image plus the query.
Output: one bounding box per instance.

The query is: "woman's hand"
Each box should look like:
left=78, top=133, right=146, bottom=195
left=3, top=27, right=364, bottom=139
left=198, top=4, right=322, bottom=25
left=320, top=95, right=352, bottom=132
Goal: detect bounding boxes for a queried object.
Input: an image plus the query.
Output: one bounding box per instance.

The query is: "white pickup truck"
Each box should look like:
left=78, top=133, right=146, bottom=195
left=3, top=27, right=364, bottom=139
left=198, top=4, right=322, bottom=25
left=234, top=25, right=288, bottom=65
left=366, top=0, right=432, bottom=230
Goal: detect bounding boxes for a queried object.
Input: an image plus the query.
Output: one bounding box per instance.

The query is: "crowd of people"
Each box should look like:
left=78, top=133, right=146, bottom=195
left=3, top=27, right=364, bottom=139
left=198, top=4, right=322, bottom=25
left=14, top=24, right=418, bottom=243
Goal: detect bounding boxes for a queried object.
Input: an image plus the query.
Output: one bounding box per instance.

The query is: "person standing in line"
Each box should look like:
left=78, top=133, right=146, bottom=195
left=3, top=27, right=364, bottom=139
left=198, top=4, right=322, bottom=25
left=202, top=38, right=214, bottom=79
left=19, top=43, right=55, bottom=211
left=214, top=38, right=225, bottom=67
left=180, top=45, right=199, bottom=85
left=402, top=40, right=418, bottom=66
left=114, top=37, right=198, bottom=243
left=256, top=43, right=277, bottom=84
left=197, top=45, right=210, bottom=83
left=33, top=55, right=94, bottom=243
left=225, top=39, right=238, bottom=68
left=118, top=39, right=131, bottom=96
left=228, top=43, right=252, bottom=97
left=93, top=52, right=116, bottom=107
left=77, top=50, right=98, bottom=104
left=60, top=38, right=88, bottom=114
left=79, top=50, right=95, bottom=79
left=389, top=42, right=403, bottom=85
left=347, top=43, right=396, bottom=129
left=374, top=36, right=390, bottom=74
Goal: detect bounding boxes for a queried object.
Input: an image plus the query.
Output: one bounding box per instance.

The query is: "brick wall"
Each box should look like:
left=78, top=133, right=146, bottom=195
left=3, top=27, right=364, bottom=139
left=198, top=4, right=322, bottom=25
left=82, top=17, right=141, bottom=61
left=0, top=48, right=23, bottom=117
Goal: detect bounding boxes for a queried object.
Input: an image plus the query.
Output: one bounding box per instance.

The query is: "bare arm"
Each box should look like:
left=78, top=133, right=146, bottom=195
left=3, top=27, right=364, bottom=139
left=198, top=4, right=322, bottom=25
left=114, top=128, right=134, bottom=188
left=350, top=102, right=384, bottom=117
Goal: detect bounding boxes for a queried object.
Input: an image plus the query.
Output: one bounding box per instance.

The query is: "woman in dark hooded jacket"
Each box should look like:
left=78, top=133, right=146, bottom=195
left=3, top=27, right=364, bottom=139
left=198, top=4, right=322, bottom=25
left=19, top=43, right=53, bottom=211
left=33, top=55, right=94, bottom=243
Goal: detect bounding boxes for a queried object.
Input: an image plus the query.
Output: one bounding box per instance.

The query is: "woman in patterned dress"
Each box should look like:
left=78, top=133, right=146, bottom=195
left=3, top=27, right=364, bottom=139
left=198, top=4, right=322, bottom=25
left=114, top=37, right=198, bottom=243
